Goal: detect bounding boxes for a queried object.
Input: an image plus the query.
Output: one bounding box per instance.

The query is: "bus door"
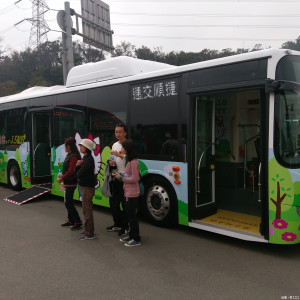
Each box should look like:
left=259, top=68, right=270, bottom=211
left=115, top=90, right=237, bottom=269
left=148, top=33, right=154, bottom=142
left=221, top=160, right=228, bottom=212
left=29, top=106, right=86, bottom=185
left=29, top=108, right=52, bottom=184
left=191, top=95, right=217, bottom=219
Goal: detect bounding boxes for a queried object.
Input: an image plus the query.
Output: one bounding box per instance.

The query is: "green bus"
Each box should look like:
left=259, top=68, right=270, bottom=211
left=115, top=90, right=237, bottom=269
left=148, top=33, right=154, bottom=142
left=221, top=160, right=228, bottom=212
left=1, top=48, right=300, bottom=244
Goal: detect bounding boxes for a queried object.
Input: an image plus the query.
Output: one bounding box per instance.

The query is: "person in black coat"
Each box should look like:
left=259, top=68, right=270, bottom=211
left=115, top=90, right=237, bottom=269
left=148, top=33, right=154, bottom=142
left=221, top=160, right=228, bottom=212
left=75, top=139, right=97, bottom=240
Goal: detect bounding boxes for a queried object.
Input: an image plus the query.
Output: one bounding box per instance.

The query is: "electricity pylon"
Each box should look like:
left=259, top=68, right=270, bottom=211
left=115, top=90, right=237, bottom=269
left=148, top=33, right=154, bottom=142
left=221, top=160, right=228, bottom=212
left=27, top=0, right=50, bottom=49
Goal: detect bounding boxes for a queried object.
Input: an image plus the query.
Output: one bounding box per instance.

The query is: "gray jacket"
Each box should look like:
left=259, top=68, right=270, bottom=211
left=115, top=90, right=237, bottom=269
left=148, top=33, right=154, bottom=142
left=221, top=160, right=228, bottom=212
left=101, top=163, right=115, bottom=197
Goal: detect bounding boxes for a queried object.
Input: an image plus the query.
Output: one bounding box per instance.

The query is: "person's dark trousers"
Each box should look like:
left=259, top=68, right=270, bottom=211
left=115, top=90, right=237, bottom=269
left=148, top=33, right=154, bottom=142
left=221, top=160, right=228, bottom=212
left=109, top=180, right=128, bottom=229
left=126, top=197, right=141, bottom=242
left=64, top=186, right=81, bottom=224
left=80, top=186, right=95, bottom=236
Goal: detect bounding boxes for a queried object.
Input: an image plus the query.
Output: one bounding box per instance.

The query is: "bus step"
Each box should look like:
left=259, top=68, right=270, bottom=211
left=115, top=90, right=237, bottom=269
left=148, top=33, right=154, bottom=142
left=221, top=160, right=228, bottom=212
left=3, top=184, right=52, bottom=205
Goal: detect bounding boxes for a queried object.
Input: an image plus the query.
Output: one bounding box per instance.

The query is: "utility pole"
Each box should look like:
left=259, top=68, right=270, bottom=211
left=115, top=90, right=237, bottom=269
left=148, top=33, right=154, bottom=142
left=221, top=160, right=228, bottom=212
left=57, top=0, right=114, bottom=84
left=60, top=2, right=74, bottom=85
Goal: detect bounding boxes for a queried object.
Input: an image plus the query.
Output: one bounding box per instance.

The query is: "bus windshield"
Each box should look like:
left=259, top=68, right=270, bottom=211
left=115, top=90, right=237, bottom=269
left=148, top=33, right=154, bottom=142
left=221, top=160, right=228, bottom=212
left=274, top=88, right=300, bottom=168
left=276, top=55, right=300, bottom=83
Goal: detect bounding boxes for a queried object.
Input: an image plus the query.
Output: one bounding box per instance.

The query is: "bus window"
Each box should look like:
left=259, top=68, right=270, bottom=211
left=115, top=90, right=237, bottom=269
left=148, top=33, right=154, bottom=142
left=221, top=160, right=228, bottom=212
left=0, top=111, right=5, bottom=150
left=275, top=90, right=300, bottom=168
left=130, top=78, right=179, bottom=160
left=5, top=108, right=26, bottom=148
left=89, top=108, right=126, bottom=150
left=53, top=108, right=85, bottom=147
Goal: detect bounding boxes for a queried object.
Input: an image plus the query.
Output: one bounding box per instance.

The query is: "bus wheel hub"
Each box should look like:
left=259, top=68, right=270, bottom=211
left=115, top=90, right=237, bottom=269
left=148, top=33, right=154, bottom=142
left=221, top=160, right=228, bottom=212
left=147, top=185, right=170, bottom=220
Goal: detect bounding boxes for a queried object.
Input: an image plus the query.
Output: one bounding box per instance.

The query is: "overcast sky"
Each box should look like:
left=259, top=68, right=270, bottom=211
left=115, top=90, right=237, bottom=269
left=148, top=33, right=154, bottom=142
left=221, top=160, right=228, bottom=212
left=0, top=0, right=300, bottom=54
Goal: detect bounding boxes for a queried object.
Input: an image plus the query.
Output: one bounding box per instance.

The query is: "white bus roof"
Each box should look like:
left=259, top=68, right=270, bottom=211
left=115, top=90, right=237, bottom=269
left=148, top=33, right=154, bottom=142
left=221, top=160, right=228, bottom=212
left=0, top=48, right=297, bottom=105
left=66, top=56, right=175, bottom=87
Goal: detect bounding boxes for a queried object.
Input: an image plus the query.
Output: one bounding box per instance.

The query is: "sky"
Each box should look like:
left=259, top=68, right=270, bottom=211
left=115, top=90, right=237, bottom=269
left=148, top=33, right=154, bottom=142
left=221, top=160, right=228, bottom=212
left=0, top=0, right=300, bottom=54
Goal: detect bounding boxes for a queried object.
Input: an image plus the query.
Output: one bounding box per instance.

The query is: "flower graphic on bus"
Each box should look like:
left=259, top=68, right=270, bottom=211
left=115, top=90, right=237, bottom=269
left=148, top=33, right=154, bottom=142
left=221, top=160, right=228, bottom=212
left=272, top=219, right=288, bottom=230
left=281, top=232, right=297, bottom=242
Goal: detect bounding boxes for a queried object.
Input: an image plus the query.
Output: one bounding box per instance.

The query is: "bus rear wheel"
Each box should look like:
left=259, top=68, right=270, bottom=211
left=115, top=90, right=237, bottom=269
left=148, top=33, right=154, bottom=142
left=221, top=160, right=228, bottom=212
left=8, top=161, right=22, bottom=191
left=142, top=177, right=178, bottom=227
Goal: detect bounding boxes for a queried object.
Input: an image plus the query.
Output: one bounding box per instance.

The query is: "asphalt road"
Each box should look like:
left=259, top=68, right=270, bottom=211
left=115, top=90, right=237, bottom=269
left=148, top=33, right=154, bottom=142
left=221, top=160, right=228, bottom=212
left=0, top=184, right=299, bottom=300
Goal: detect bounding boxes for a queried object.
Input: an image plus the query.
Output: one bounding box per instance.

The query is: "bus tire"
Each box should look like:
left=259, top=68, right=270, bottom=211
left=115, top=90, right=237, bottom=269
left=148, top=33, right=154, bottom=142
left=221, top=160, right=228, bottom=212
left=142, top=176, right=178, bottom=227
left=8, top=161, right=22, bottom=191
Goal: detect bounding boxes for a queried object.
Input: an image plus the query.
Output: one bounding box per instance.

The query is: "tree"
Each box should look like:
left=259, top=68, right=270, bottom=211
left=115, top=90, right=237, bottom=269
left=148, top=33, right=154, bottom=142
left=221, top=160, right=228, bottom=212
left=251, top=44, right=264, bottom=52
left=198, top=49, right=219, bottom=61
left=35, top=40, right=62, bottom=69
left=135, top=45, right=157, bottom=61
left=73, top=41, right=105, bottom=64
left=236, top=48, right=250, bottom=54
left=281, top=36, right=300, bottom=51
left=135, top=45, right=165, bottom=62
left=218, top=48, right=235, bottom=58
left=0, top=80, right=19, bottom=96
left=111, top=41, right=136, bottom=57
left=28, top=76, right=50, bottom=88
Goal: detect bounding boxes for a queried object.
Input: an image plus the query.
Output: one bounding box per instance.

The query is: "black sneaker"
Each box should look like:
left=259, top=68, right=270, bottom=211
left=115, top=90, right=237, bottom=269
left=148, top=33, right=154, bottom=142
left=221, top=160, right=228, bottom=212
left=120, top=236, right=131, bottom=243
left=71, top=222, right=83, bottom=231
left=125, top=239, right=141, bottom=247
left=106, top=225, right=122, bottom=232
left=80, top=233, right=95, bottom=240
left=118, top=228, right=130, bottom=236
left=61, top=221, right=73, bottom=227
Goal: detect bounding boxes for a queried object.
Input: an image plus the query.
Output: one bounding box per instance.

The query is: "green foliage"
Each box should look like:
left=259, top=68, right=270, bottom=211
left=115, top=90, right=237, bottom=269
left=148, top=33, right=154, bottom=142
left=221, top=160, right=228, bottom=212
left=281, top=36, right=300, bottom=51
left=28, top=76, right=51, bottom=88
left=73, top=42, right=105, bottom=64
left=111, top=41, right=136, bottom=57
left=0, top=80, right=19, bottom=96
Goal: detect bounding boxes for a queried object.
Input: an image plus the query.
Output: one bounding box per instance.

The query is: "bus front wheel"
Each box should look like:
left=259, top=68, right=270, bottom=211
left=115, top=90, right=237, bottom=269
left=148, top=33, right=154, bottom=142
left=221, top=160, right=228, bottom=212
left=142, top=176, right=178, bottom=227
left=8, top=161, right=22, bottom=191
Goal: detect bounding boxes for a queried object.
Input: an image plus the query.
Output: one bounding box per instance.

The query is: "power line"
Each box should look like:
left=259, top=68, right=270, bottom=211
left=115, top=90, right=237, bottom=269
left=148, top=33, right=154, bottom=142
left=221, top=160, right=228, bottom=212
left=109, top=0, right=300, bottom=2
left=15, top=24, right=31, bottom=33
left=0, top=1, right=28, bottom=14
left=0, top=4, right=16, bottom=16
left=113, top=23, right=300, bottom=29
left=113, top=34, right=294, bottom=42
left=15, top=3, right=32, bottom=10
left=0, top=25, right=15, bottom=34
left=112, top=12, right=300, bottom=18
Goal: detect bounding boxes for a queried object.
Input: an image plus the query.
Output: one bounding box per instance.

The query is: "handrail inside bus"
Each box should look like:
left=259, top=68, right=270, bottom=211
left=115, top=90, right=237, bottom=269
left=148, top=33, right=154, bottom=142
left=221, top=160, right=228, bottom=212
left=243, top=132, right=260, bottom=192
left=196, top=142, right=214, bottom=193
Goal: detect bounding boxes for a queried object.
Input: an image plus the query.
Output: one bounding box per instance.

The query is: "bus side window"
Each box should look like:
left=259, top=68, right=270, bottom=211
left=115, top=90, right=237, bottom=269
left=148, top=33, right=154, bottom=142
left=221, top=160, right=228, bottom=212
left=5, top=108, right=26, bottom=147
left=0, top=112, right=5, bottom=150
left=89, top=108, right=126, bottom=151
left=130, top=78, right=180, bottom=161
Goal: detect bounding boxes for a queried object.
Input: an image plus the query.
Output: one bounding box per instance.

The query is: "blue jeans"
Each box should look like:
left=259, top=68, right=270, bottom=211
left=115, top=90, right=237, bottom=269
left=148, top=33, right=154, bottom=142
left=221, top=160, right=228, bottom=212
left=126, top=197, right=141, bottom=242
